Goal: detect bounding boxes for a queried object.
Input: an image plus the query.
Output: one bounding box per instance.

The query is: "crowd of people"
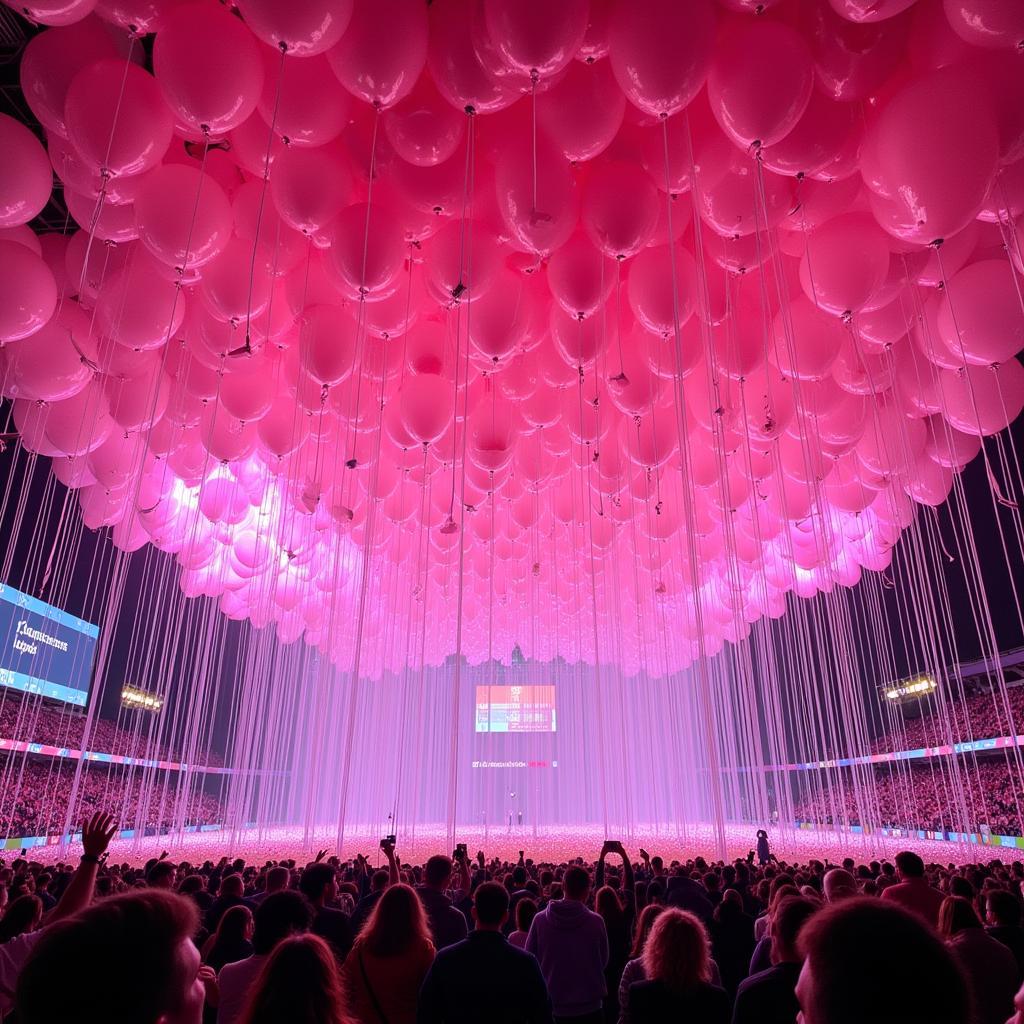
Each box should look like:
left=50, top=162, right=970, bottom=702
left=0, top=698, right=224, bottom=766
left=1, top=823, right=1024, bottom=1023
left=0, top=761, right=223, bottom=840
left=794, top=758, right=1024, bottom=837
left=872, top=684, right=1024, bottom=754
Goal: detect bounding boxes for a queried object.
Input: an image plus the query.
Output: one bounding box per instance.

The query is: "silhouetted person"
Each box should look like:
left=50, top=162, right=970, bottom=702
left=939, top=895, right=1017, bottom=1024
left=796, top=898, right=970, bottom=1024
left=300, top=862, right=353, bottom=962
left=732, top=896, right=817, bottom=1024
left=418, top=881, right=552, bottom=1023
left=527, top=865, right=609, bottom=1024
left=415, top=856, right=468, bottom=951
left=879, top=851, right=944, bottom=927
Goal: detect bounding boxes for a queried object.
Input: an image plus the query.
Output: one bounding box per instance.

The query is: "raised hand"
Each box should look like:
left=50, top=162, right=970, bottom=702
left=314, top=849, right=328, bottom=863
left=81, top=812, right=116, bottom=859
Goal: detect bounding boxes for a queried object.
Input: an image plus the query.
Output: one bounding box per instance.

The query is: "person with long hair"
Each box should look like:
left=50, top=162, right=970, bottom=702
left=238, top=934, right=350, bottom=1024
left=938, top=895, right=1017, bottom=1024
left=342, top=883, right=435, bottom=1024
left=203, top=904, right=254, bottom=973
left=627, top=908, right=729, bottom=1024
left=510, top=896, right=538, bottom=949
left=617, top=904, right=663, bottom=1024
left=596, top=886, right=630, bottom=1023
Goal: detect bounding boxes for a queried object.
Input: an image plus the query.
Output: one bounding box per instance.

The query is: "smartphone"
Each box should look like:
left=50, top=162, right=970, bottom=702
left=454, top=843, right=467, bottom=859
left=383, top=834, right=396, bottom=846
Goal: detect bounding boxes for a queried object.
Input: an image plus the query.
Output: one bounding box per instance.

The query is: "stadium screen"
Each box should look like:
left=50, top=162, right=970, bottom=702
left=0, top=584, right=99, bottom=708
left=475, top=685, right=556, bottom=733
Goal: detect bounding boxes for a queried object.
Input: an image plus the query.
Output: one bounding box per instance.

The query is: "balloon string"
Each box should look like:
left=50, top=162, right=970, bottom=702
left=74, top=34, right=136, bottom=301
left=244, top=43, right=288, bottom=351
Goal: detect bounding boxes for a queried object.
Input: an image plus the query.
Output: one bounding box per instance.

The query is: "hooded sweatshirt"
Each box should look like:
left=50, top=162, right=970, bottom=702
left=526, top=898, right=610, bottom=1017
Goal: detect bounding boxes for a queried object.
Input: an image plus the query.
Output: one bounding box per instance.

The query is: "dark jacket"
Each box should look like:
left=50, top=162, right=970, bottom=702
left=417, top=929, right=552, bottom=1024
left=628, top=979, right=731, bottom=1024
left=731, top=961, right=801, bottom=1024
left=311, top=905, right=354, bottom=962
left=415, top=886, right=469, bottom=950
left=666, top=877, right=714, bottom=923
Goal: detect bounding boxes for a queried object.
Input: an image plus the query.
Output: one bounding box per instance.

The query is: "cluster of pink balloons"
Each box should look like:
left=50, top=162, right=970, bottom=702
left=1, top=0, right=1023, bottom=675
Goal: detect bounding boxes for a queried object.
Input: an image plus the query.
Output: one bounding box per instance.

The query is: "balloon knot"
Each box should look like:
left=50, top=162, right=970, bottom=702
left=345, top=458, right=357, bottom=470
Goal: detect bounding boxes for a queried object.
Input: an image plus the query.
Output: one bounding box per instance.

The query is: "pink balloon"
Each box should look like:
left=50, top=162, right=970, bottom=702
left=326, top=0, right=427, bottom=109
left=829, top=0, right=916, bottom=22
left=3, top=0, right=96, bottom=25
left=153, top=3, right=264, bottom=135
left=258, top=395, right=310, bottom=458
left=943, top=0, right=1024, bottom=48
left=547, top=233, right=615, bottom=321
left=201, top=406, right=257, bottom=462
left=481, top=0, right=589, bottom=82
left=799, top=214, right=890, bottom=316
left=65, top=60, right=172, bottom=175
left=696, top=135, right=794, bottom=238
left=199, top=237, right=271, bottom=323
left=771, top=295, right=847, bottom=381
left=300, top=304, right=358, bottom=385
left=236, top=0, right=353, bottom=57
left=550, top=303, right=607, bottom=370
left=494, top=134, right=578, bottom=256
left=257, top=51, right=350, bottom=148
left=582, top=161, right=660, bottom=260
left=536, top=59, right=625, bottom=164
left=865, top=66, right=999, bottom=243
left=708, top=19, right=813, bottom=149
left=7, top=301, right=92, bottom=400
left=427, top=0, right=516, bottom=115
left=924, top=414, right=981, bottom=469
left=19, top=17, right=119, bottom=137
left=627, top=244, right=698, bottom=338
left=383, top=76, right=464, bottom=167
left=608, top=0, right=717, bottom=118
left=470, top=270, right=532, bottom=363
left=134, top=163, right=232, bottom=269
left=94, top=0, right=174, bottom=33
left=96, top=250, right=184, bottom=350
left=937, top=360, right=1024, bottom=436
left=0, top=241, right=57, bottom=342
left=606, top=336, right=663, bottom=416
left=808, top=3, right=911, bottom=102
left=759, top=89, right=859, bottom=180
left=937, top=260, right=1024, bottom=367
left=105, top=364, right=169, bottom=431
left=271, top=145, right=353, bottom=234
left=0, top=114, right=52, bottom=228
left=399, top=372, right=454, bottom=444
left=326, top=202, right=406, bottom=299
left=219, top=351, right=276, bottom=421
left=423, top=221, right=501, bottom=305
left=45, top=380, right=113, bottom=456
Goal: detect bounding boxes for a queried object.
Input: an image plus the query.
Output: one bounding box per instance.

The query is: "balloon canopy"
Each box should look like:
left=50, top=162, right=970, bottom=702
left=2, top=0, right=1024, bottom=680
